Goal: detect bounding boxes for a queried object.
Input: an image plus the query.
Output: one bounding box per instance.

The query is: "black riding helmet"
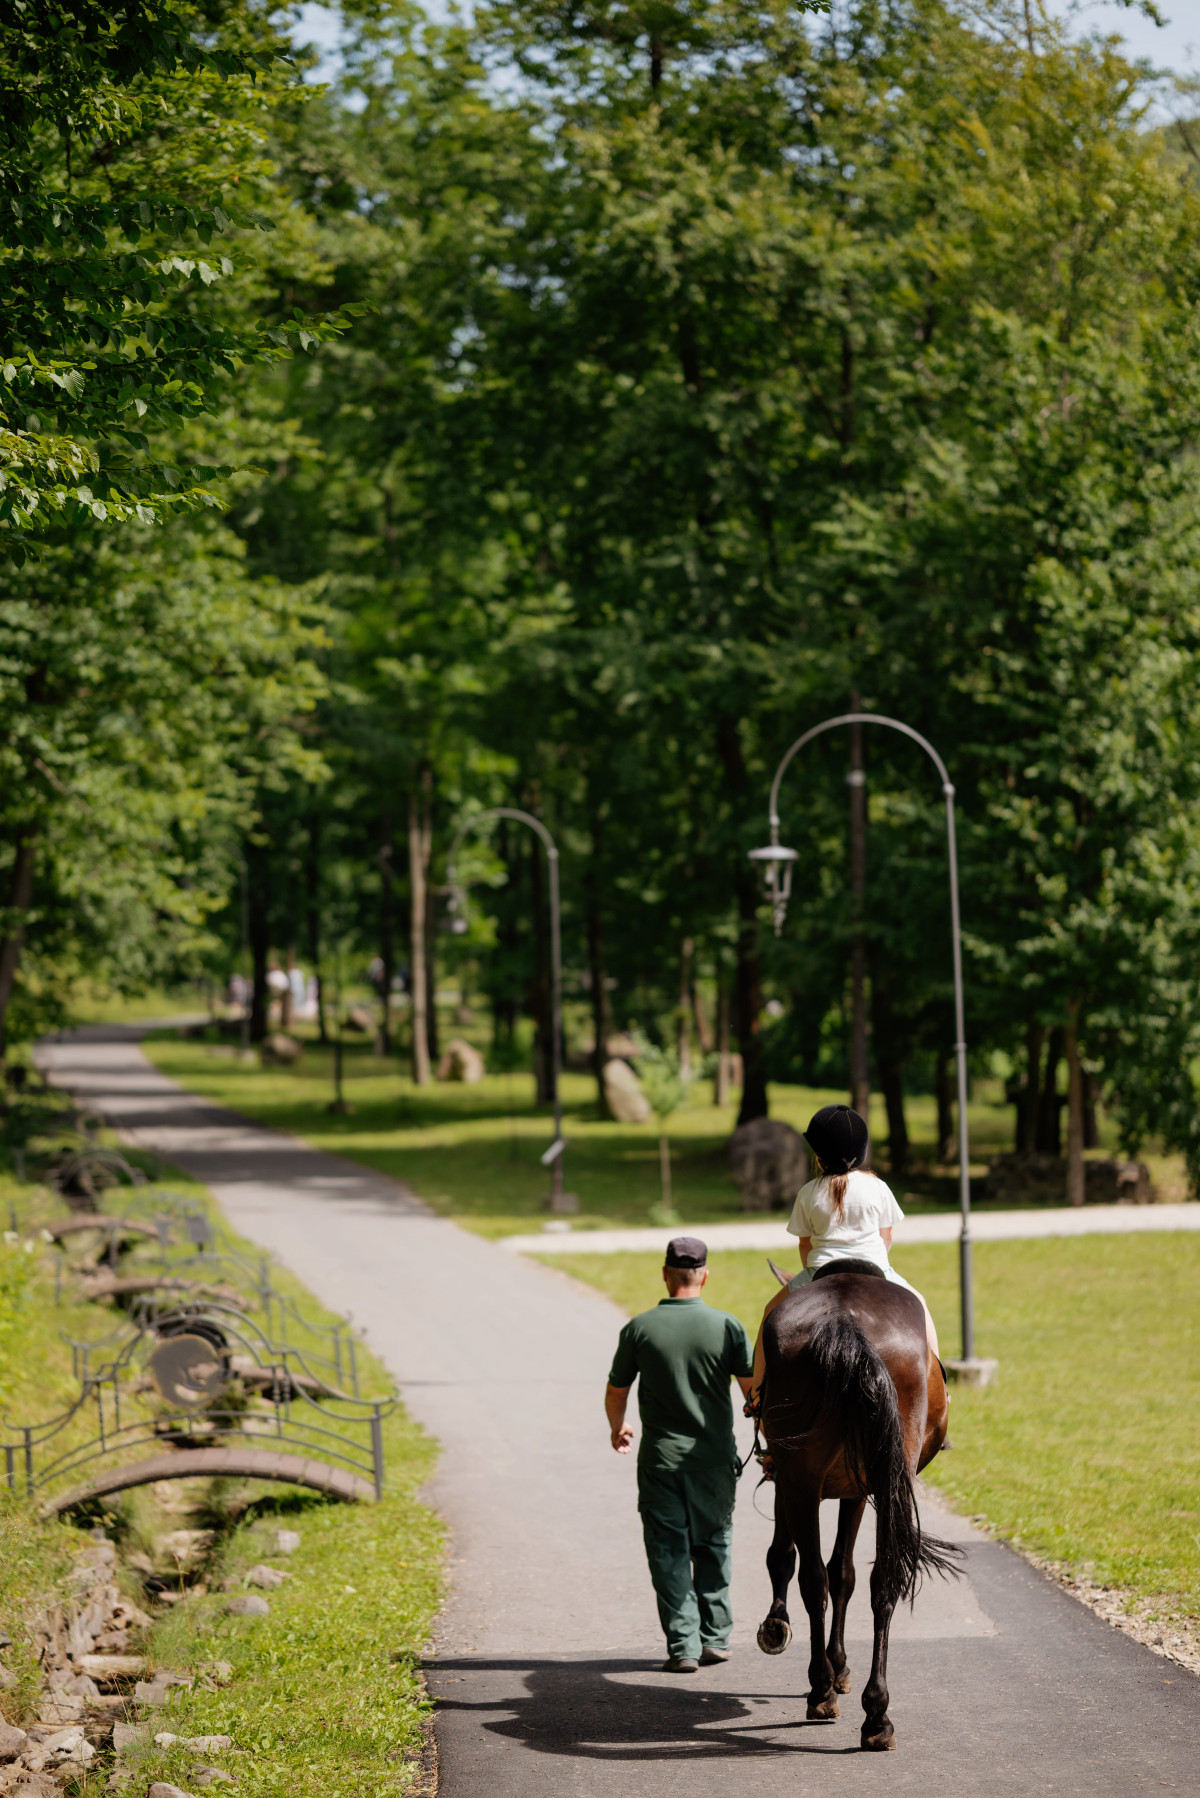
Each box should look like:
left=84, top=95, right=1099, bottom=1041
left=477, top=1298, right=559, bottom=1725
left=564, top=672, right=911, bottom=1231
left=803, top=1104, right=868, bottom=1175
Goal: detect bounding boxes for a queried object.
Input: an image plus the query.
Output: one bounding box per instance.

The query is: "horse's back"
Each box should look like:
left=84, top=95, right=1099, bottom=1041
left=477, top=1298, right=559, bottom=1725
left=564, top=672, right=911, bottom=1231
left=763, top=1271, right=946, bottom=1484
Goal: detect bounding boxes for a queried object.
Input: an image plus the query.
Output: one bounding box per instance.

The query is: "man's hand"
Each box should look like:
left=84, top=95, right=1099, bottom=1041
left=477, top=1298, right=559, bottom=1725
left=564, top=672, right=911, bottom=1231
left=605, top=1382, right=633, bottom=1455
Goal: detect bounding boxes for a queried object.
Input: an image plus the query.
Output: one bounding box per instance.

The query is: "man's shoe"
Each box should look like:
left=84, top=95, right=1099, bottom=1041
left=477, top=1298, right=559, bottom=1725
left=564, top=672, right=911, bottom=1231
left=700, top=1647, right=731, bottom=1665
left=661, top=1657, right=699, bottom=1673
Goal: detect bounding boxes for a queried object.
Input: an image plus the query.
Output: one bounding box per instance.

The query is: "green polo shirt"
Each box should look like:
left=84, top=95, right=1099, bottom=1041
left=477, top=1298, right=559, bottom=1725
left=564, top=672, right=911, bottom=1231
left=608, top=1297, right=754, bottom=1473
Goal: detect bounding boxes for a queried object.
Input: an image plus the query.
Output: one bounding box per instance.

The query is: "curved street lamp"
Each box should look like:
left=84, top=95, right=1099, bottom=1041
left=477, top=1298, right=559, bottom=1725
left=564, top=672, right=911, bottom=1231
left=750, top=713, right=987, bottom=1372
left=446, top=808, right=573, bottom=1214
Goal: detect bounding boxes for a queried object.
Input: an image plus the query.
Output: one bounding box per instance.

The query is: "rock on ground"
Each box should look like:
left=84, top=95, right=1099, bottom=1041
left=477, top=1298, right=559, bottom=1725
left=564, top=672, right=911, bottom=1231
left=602, top=1058, right=650, bottom=1124
left=728, top=1115, right=808, bottom=1212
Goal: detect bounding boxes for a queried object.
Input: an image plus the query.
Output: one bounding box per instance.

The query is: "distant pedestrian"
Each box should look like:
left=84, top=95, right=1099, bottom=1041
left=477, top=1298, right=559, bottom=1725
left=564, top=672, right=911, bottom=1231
left=605, top=1236, right=755, bottom=1673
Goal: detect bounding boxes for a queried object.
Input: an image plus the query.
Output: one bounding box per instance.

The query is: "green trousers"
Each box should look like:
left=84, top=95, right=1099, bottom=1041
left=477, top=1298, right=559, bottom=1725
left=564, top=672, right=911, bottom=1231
left=637, top=1458, right=736, bottom=1662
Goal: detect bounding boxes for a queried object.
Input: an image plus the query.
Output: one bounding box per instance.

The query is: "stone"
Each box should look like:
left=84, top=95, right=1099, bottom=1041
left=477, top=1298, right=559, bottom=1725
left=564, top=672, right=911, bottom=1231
left=728, top=1116, right=808, bottom=1213
left=436, top=1038, right=486, bottom=1084
left=243, top=1566, right=289, bottom=1590
left=192, top=1771, right=234, bottom=1787
left=35, top=1697, right=83, bottom=1726
left=111, top=1724, right=147, bottom=1752
left=260, top=1034, right=303, bottom=1066
left=155, top=1531, right=214, bottom=1571
left=11, top=1775, right=58, bottom=1797
left=0, top=1670, right=15, bottom=1691
left=0, top=1726, right=27, bottom=1763
left=63, top=1674, right=101, bottom=1700
left=274, top=1531, right=300, bottom=1556
left=42, top=1728, right=94, bottom=1765
left=78, top=1654, right=145, bottom=1682
left=223, top=1595, right=268, bottom=1618
left=602, top=1058, right=651, bottom=1124
left=133, top=1671, right=193, bottom=1706
left=183, top=1738, right=232, bottom=1755
left=76, top=1544, right=116, bottom=1572
left=147, top=1786, right=198, bottom=1798
left=343, top=1005, right=374, bottom=1034
left=196, top=1663, right=232, bottom=1688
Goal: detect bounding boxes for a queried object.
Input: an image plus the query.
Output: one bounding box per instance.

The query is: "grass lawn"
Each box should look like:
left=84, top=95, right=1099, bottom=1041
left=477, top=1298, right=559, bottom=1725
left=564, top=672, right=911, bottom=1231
left=0, top=1155, right=442, bottom=1797
left=141, top=1029, right=1188, bottom=1236
left=547, top=1238, right=1200, bottom=1612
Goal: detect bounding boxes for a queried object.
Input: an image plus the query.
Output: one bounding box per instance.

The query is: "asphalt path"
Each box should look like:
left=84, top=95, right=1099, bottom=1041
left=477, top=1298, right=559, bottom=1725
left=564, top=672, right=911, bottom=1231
left=37, top=1026, right=1200, bottom=1795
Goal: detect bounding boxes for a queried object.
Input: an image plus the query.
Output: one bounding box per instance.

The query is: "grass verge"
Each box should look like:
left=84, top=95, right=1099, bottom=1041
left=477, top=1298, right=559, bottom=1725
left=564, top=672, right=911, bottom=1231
left=0, top=1157, right=442, bottom=1797
left=545, top=1238, right=1200, bottom=1623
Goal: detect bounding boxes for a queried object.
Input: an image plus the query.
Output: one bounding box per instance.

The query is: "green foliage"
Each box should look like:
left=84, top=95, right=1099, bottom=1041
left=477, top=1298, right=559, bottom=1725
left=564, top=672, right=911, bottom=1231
left=633, top=1035, right=690, bottom=1122
left=0, top=0, right=360, bottom=555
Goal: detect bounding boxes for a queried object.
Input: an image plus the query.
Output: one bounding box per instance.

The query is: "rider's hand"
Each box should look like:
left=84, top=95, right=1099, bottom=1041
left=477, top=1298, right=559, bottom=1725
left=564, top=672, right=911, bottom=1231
left=611, top=1423, right=635, bottom=1455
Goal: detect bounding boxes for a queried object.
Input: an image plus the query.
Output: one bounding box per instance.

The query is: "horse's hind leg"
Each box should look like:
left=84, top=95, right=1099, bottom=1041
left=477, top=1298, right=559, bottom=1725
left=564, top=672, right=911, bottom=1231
left=791, top=1497, right=838, bottom=1720
left=757, top=1491, right=795, bottom=1655
left=826, top=1497, right=865, bottom=1695
left=861, top=1548, right=897, bottom=1750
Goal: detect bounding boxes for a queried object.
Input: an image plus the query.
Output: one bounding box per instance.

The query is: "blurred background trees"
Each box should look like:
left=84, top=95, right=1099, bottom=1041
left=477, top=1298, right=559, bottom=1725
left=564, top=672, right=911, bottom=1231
left=5, top=0, right=1200, bottom=1176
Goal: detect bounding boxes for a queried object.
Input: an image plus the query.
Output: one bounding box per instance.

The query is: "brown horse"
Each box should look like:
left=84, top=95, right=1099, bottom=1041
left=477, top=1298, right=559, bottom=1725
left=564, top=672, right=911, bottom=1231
left=755, top=1261, right=960, bottom=1751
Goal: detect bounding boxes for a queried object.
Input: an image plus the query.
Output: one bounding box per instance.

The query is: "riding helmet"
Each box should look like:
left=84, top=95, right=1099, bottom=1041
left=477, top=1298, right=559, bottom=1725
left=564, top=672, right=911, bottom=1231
left=803, top=1104, right=868, bottom=1175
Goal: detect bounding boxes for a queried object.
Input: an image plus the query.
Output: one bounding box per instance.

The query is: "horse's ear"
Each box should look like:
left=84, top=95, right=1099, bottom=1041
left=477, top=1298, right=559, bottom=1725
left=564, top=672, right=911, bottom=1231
left=767, top=1258, right=791, bottom=1288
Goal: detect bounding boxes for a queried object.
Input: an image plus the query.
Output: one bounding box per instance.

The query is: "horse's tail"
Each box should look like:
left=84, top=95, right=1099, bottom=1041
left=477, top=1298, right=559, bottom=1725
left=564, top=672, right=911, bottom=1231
left=802, top=1312, right=963, bottom=1608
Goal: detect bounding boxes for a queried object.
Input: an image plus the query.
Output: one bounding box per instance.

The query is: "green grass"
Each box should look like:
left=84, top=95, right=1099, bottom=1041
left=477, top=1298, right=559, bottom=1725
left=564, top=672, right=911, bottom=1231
left=546, top=1237, right=1200, bottom=1610
left=142, top=1030, right=1177, bottom=1236
left=0, top=1157, right=442, bottom=1796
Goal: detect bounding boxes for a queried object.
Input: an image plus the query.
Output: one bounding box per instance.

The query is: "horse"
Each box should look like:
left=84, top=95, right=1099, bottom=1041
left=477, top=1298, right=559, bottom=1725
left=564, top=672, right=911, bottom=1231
left=754, top=1260, right=961, bottom=1751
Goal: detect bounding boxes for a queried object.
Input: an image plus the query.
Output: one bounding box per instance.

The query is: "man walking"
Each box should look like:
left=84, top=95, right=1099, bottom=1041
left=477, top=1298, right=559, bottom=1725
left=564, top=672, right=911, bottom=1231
left=605, top=1236, right=755, bottom=1672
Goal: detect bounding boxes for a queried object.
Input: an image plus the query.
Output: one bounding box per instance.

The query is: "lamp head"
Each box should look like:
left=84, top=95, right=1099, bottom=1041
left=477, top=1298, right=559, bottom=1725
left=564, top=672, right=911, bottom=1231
left=748, top=842, right=798, bottom=936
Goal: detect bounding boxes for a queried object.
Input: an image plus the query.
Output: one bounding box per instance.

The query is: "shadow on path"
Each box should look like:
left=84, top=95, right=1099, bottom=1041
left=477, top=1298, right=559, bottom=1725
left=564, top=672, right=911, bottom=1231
left=426, top=1657, right=861, bottom=1762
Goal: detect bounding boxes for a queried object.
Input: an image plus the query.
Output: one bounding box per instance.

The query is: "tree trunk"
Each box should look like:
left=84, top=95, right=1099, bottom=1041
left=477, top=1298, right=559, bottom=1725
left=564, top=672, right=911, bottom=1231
left=246, top=837, right=271, bottom=1044
left=1082, top=1068, right=1099, bottom=1149
left=529, top=815, right=553, bottom=1105
left=1016, top=1017, right=1044, bottom=1152
left=715, top=716, right=767, bottom=1122
left=490, top=820, right=519, bottom=1060
left=935, top=1049, right=954, bottom=1162
left=379, top=817, right=394, bottom=1055
left=1065, top=1002, right=1085, bottom=1206
left=734, top=871, right=767, bottom=1123
left=677, top=937, right=694, bottom=1080
left=714, top=976, right=731, bottom=1107
left=407, top=771, right=432, bottom=1086
left=281, top=947, right=294, bottom=1029
left=871, top=976, right=906, bottom=1176
left=848, top=696, right=869, bottom=1123
left=692, top=978, right=714, bottom=1056
left=1035, top=1027, right=1063, bottom=1154
left=0, top=829, right=38, bottom=1056
left=424, top=879, right=439, bottom=1067
left=585, top=890, right=612, bottom=1118
left=305, top=811, right=327, bottom=1043
left=659, top=1134, right=672, bottom=1210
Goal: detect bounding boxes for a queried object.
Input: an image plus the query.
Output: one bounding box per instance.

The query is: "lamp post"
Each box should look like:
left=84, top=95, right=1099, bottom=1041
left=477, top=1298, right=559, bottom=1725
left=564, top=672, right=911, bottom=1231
left=750, top=713, right=992, bottom=1378
left=447, top=808, right=574, bottom=1213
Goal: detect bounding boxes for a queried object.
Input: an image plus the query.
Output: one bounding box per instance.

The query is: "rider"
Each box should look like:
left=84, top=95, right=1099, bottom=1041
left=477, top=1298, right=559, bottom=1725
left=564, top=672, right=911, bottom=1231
left=751, top=1103, right=940, bottom=1395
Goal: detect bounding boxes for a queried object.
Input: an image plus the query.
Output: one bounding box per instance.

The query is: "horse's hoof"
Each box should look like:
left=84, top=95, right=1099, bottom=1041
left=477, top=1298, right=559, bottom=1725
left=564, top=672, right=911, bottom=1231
left=806, top=1697, right=840, bottom=1721
left=862, top=1726, right=896, bottom=1752
left=834, top=1669, right=852, bottom=1694
left=757, top=1617, right=792, bottom=1655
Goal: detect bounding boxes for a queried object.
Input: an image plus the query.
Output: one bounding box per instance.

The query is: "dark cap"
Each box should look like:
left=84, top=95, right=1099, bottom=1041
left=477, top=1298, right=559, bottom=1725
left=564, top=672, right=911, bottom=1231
left=665, top=1235, right=708, bottom=1269
left=803, top=1104, right=869, bottom=1175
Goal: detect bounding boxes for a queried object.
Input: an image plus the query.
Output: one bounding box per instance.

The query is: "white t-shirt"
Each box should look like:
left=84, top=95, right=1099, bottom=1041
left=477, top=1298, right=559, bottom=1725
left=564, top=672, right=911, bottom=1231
left=786, top=1171, right=904, bottom=1273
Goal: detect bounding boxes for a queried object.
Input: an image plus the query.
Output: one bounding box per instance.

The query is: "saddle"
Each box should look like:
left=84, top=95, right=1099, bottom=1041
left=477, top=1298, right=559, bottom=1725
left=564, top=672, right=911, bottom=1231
left=811, top=1257, right=886, bottom=1281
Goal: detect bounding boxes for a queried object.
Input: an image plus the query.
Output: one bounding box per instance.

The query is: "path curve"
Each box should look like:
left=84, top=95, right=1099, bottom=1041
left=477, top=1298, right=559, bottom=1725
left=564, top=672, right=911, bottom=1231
left=37, top=1027, right=1200, bottom=1796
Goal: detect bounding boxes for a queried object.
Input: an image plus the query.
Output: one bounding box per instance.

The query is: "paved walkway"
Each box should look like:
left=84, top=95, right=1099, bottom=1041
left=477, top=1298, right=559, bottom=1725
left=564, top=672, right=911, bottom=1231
left=504, top=1201, right=1200, bottom=1257
left=36, top=1027, right=1200, bottom=1795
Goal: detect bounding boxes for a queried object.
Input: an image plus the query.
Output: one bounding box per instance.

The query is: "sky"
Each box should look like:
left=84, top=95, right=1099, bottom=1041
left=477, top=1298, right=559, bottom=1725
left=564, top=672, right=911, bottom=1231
left=287, top=0, right=1200, bottom=85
